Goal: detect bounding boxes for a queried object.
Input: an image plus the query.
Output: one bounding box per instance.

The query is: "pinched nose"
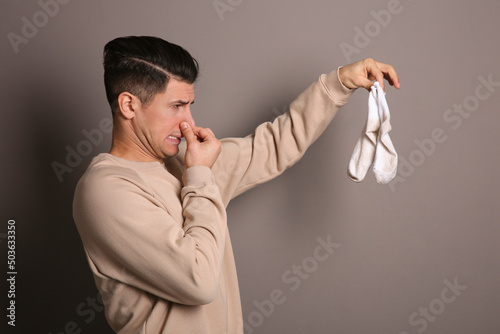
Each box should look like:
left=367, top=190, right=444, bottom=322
left=188, top=118, right=195, bottom=129
left=178, top=121, right=195, bottom=137
left=179, top=109, right=196, bottom=133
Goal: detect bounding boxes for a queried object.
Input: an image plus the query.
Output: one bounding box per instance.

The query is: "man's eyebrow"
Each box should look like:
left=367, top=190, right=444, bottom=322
left=170, top=100, right=194, bottom=105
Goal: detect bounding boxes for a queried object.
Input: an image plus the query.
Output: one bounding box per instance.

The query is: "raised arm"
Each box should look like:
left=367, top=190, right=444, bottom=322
left=209, top=58, right=400, bottom=203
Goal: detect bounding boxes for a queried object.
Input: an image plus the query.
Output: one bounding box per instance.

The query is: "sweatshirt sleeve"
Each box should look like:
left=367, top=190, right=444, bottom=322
left=73, top=164, right=227, bottom=306
left=211, top=68, right=354, bottom=203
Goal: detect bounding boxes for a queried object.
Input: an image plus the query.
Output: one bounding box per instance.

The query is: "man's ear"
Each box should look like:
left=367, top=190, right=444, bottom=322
left=117, top=92, right=141, bottom=119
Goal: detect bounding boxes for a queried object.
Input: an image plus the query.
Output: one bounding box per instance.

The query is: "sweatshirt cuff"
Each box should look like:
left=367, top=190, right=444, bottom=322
left=182, top=166, right=214, bottom=187
left=320, top=67, right=355, bottom=106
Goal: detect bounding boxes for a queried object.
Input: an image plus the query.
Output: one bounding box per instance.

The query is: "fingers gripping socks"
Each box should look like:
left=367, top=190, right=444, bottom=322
left=348, top=82, right=398, bottom=184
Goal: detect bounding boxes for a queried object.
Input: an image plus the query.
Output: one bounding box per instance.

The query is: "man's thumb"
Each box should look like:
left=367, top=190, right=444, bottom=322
left=180, top=122, right=195, bottom=143
left=361, top=78, right=376, bottom=91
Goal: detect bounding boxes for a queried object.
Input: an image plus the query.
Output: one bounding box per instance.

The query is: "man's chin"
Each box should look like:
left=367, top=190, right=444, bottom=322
left=162, top=146, right=180, bottom=159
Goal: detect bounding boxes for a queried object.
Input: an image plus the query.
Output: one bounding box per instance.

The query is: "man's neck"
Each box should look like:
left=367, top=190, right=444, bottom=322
left=109, top=136, right=161, bottom=163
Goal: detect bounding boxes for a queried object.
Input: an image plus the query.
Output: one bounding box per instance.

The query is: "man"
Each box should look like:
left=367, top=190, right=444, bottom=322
left=73, top=36, right=399, bottom=333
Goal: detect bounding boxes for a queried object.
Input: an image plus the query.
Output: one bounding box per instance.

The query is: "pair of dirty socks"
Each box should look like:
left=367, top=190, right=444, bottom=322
left=348, top=82, right=397, bottom=184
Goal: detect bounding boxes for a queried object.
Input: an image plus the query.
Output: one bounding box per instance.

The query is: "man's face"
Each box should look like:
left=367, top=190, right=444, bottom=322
left=133, top=78, right=195, bottom=160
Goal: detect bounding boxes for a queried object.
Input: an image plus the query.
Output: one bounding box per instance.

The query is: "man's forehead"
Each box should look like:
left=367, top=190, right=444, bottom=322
left=165, top=78, right=195, bottom=97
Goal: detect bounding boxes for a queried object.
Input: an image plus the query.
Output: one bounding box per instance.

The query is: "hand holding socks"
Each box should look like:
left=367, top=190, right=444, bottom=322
left=348, top=81, right=398, bottom=184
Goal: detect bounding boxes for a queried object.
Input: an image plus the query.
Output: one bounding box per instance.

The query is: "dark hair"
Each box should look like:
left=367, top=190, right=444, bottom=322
left=103, top=36, right=199, bottom=113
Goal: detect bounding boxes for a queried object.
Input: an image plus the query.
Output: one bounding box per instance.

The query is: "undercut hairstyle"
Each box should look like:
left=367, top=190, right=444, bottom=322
left=103, top=36, right=199, bottom=114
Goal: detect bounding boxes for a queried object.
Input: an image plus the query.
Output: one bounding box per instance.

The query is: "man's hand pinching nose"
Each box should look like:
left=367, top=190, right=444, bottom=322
left=180, top=122, right=221, bottom=169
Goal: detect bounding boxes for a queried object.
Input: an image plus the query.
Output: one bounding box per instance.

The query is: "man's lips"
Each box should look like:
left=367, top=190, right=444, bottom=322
left=166, top=134, right=182, bottom=144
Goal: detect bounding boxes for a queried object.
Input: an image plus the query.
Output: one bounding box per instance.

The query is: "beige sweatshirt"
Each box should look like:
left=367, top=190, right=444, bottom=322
left=73, top=69, right=353, bottom=333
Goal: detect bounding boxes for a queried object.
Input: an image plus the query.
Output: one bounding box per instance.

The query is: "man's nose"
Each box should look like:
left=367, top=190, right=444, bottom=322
left=178, top=108, right=195, bottom=133
left=185, top=108, right=195, bottom=129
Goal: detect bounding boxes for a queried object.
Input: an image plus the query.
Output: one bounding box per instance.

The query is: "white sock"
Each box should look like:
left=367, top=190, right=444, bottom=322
left=372, top=82, right=398, bottom=184
left=347, top=84, right=380, bottom=182
left=348, top=81, right=398, bottom=184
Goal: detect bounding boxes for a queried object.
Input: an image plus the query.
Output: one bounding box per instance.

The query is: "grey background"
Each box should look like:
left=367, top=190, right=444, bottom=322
left=1, top=0, right=499, bottom=333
